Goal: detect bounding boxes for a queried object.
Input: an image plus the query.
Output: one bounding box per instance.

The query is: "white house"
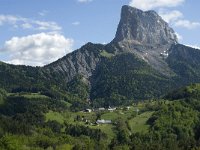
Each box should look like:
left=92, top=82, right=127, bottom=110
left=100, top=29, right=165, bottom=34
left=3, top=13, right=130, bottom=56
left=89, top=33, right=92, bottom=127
left=96, top=119, right=112, bottom=124
left=108, top=107, right=116, bottom=112
left=85, top=109, right=92, bottom=112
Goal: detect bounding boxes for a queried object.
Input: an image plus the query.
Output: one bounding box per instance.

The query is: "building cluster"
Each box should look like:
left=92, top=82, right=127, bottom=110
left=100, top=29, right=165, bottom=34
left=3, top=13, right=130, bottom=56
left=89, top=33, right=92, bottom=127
left=80, top=106, right=139, bottom=125
left=84, top=106, right=117, bottom=113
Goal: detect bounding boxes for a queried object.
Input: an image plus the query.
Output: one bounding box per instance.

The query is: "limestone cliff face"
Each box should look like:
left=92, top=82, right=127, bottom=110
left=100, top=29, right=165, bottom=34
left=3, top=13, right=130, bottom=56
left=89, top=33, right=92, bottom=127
left=113, top=5, right=178, bottom=45
left=44, top=43, right=104, bottom=83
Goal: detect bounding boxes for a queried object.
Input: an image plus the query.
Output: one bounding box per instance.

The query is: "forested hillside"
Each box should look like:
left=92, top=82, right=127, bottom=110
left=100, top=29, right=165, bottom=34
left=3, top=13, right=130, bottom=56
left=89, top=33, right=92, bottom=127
left=1, top=84, right=200, bottom=149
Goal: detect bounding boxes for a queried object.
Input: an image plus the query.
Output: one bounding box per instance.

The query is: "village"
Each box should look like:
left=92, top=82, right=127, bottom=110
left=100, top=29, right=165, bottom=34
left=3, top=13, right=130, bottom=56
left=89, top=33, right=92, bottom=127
left=79, top=105, right=140, bottom=126
left=45, top=100, right=158, bottom=141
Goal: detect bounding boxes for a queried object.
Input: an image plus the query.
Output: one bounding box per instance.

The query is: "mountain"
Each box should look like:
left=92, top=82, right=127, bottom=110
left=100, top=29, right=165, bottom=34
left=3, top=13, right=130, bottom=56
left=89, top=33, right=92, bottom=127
left=110, top=5, right=178, bottom=76
left=113, top=5, right=178, bottom=45
left=1, top=5, right=200, bottom=106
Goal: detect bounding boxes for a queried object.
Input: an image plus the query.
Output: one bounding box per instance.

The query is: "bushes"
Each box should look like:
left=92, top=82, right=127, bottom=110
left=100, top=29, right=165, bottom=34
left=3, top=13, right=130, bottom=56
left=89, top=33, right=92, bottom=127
left=46, top=120, right=63, bottom=133
left=64, top=123, right=106, bottom=141
left=0, top=134, right=24, bottom=150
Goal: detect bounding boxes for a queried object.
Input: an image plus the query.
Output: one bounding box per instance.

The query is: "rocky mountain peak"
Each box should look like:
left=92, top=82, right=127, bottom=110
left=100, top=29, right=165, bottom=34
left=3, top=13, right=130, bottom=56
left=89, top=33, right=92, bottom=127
left=113, top=5, right=178, bottom=45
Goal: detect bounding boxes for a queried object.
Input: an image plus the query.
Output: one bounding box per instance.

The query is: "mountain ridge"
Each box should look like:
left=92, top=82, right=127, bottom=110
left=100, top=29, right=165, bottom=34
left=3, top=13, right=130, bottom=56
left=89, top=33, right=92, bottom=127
left=0, top=5, right=200, bottom=106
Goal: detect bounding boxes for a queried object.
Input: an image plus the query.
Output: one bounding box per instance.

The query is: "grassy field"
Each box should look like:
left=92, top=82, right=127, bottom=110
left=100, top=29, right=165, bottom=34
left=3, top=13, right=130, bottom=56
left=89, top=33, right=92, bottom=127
left=101, top=110, right=135, bottom=121
left=56, top=144, right=73, bottom=150
left=100, top=50, right=114, bottom=58
left=45, top=110, right=116, bottom=141
left=128, top=111, right=154, bottom=133
left=23, top=93, right=49, bottom=99
left=45, top=111, right=65, bottom=124
left=60, top=100, right=72, bottom=108
left=99, top=108, right=153, bottom=138
left=45, top=105, right=155, bottom=140
left=101, top=111, right=121, bottom=120
left=9, top=92, right=49, bottom=99
left=91, top=124, right=115, bottom=140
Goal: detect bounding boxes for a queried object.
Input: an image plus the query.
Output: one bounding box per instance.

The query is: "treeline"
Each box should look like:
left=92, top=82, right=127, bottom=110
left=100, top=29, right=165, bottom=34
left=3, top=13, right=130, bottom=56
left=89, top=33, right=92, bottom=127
left=65, top=123, right=107, bottom=141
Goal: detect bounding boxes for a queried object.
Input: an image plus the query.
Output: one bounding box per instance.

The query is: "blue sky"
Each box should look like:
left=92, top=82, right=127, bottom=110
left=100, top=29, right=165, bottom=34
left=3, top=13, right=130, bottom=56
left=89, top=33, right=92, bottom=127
left=0, top=0, right=200, bottom=66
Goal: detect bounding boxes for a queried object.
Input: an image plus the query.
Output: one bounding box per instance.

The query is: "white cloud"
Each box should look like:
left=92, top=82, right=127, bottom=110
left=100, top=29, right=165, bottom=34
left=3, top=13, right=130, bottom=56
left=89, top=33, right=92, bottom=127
left=174, top=20, right=200, bottom=29
left=186, top=44, right=200, bottom=50
left=0, top=15, right=21, bottom=25
left=33, top=20, right=61, bottom=30
left=158, top=9, right=200, bottom=30
left=21, top=23, right=33, bottom=29
left=38, top=10, right=48, bottom=17
left=175, top=32, right=183, bottom=42
left=78, top=0, right=93, bottom=3
left=159, top=10, right=183, bottom=23
left=129, top=0, right=184, bottom=11
left=72, top=21, right=80, bottom=26
left=0, top=14, right=61, bottom=31
left=0, top=33, right=74, bottom=66
left=128, top=0, right=200, bottom=30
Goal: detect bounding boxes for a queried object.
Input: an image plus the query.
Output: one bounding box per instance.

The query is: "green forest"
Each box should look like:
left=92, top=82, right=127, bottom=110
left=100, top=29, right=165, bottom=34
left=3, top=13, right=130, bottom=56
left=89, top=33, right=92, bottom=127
left=1, top=84, right=200, bottom=149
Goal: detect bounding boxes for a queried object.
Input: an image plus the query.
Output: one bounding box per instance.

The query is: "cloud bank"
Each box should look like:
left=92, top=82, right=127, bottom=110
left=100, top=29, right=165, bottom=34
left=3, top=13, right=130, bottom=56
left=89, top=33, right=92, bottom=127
left=159, top=10, right=200, bottom=29
left=0, top=14, right=61, bottom=31
left=185, top=44, right=200, bottom=50
left=0, top=33, right=74, bottom=66
left=129, top=0, right=184, bottom=10
left=77, top=0, right=93, bottom=3
left=129, top=0, right=200, bottom=30
left=72, top=21, right=80, bottom=26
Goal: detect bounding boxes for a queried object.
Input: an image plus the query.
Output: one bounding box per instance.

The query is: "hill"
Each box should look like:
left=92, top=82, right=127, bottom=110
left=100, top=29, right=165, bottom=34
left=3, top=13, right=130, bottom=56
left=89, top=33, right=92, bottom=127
left=1, top=83, right=200, bottom=149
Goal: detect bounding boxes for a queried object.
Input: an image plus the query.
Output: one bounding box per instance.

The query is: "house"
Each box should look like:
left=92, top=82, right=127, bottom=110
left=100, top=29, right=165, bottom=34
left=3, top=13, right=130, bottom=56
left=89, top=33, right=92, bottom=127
left=96, top=119, right=112, bottom=124
left=98, top=108, right=105, bottom=111
left=84, top=109, right=92, bottom=112
left=108, top=107, right=116, bottom=112
left=126, top=106, right=130, bottom=110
